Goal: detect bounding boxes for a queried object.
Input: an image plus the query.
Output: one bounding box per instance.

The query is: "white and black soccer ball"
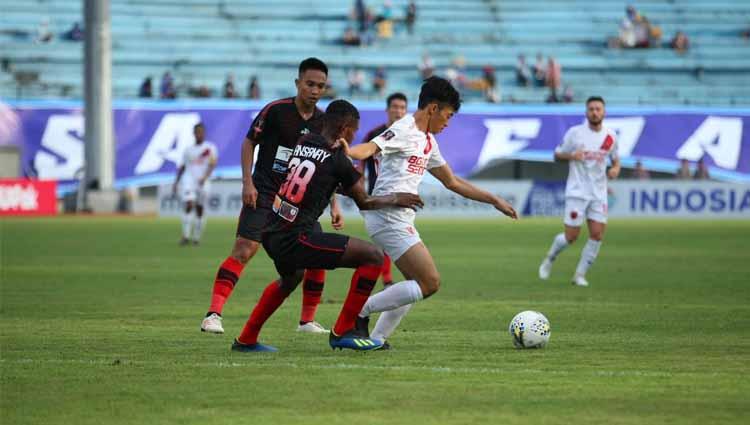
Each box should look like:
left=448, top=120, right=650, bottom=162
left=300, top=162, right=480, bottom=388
left=509, top=310, right=550, bottom=349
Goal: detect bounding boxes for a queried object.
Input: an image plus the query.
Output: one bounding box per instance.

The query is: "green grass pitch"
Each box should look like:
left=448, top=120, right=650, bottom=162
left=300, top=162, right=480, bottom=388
left=1, top=216, right=749, bottom=424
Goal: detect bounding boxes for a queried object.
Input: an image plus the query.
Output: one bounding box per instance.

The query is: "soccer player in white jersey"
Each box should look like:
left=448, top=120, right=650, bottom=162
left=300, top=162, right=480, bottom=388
left=173, top=123, right=218, bottom=245
left=538, top=96, right=621, bottom=287
left=342, top=76, right=518, bottom=347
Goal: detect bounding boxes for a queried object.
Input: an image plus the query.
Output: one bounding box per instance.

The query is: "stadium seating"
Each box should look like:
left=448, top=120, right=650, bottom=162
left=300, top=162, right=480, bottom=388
left=1, top=0, right=749, bottom=104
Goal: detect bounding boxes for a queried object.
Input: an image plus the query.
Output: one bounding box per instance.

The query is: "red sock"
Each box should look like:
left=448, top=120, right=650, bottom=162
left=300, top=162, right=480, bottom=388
left=333, top=264, right=380, bottom=336
left=300, top=269, right=325, bottom=323
left=381, top=254, right=393, bottom=285
left=208, top=256, right=245, bottom=315
left=237, top=281, right=290, bottom=345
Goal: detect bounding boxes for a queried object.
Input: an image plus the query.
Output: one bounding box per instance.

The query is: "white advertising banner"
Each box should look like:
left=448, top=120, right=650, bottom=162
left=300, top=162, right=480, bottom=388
left=157, top=180, right=534, bottom=218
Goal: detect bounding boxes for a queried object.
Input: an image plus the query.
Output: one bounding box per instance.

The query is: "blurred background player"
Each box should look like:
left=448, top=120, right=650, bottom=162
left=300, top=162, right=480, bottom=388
left=356, top=92, right=408, bottom=287
left=538, top=96, right=621, bottom=287
left=231, top=100, right=424, bottom=352
left=172, top=123, right=217, bottom=246
left=343, top=77, right=518, bottom=348
left=201, top=58, right=343, bottom=334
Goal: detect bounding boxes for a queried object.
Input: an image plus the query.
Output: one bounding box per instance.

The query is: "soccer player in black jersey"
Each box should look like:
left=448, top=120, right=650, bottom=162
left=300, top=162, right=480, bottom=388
left=201, top=58, right=341, bottom=335
left=356, top=92, right=408, bottom=286
left=231, top=100, right=423, bottom=352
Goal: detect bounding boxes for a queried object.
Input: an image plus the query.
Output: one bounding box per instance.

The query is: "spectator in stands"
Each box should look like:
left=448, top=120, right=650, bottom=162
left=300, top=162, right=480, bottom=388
left=694, top=157, right=710, bottom=180
left=481, top=66, right=500, bottom=103
left=516, top=54, right=531, bottom=87
left=670, top=31, right=690, bottom=54
left=160, top=72, right=176, bottom=99
left=36, top=18, right=53, bottom=44
left=405, top=0, right=417, bottom=35
left=223, top=73, right=237, bottom=98
left=348, top=67, right=365, bottom=97
left=195, top=85, right=211, bottom=98
left=353, top=0, right=367, bottom=32
left=373, top=67, right=387, bottom=96
left=62, top=22, right=83, bottom=41
left=742, top=27, right=750, bottom=40
left=139, top=77, right=153, bottom=98
left=532, top=53, right=546, bottom=87
left=675, top=158, right=692, bottom=179
left=634, top=160, right=651, bottom=180
left=247, top=75, right=260, bottom=99
left=342, top=26, right=361, bottom=46
left=376, top=1, right=394, bottom=39
left=545, top=88, right=560, bottom=104
left=545, top=56, right=562, bottom=94
left=418, top=53, right=434, bottom=79
left=562, top=85, right=574, bottom=103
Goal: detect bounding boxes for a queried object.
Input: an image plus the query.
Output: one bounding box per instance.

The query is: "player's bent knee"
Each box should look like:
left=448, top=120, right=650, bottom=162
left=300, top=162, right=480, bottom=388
left=420, top=274, right=441, bottom=298
left=366, top=247, right=385, bottom=266
left=231, top=238, right=260, bottom=263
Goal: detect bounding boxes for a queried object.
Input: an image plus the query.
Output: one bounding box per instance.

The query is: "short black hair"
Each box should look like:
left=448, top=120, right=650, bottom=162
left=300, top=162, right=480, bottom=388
left=386, top=92, right=407, bottom=108
left=417, top=76, right=461, bottom=112
left=299, top=57, right=328, bottom=76
left=586, top=96, right=605, bottom=106
left=193, top=123, right=204, bottom=131
left=324, top=99, right=360, bottom=134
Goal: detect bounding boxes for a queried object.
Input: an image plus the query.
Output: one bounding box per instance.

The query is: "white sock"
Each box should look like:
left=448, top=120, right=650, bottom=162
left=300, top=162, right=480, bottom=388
left=546, top=232, right=570, bottom=261
left=371, top=303, right=413, bottom=341
left=193, top=214, right=206, bottom=241
left=575, top=239, right=601, bottom=277
left=359, top=280, right=423, bottom=318
left=181, top=211, right=193, bottom=239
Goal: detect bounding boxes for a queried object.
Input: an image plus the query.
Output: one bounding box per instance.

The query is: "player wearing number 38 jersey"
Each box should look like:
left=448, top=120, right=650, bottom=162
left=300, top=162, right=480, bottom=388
left=231, top=100, right=424, bottom=353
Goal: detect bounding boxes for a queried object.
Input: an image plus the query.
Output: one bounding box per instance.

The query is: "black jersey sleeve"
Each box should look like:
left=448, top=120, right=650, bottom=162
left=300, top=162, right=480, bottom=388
left=333, top=148, right=362, bottom=191
left=246, top=103, right=278, bottom=145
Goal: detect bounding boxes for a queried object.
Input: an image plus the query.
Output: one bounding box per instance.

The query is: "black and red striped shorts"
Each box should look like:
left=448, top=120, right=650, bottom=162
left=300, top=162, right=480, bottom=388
left=262, top=229, right=350, bottom=276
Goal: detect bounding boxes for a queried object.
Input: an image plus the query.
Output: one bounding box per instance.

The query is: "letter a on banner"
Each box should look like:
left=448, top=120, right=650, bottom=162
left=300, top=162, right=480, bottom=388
left=676, top=116, right=742, bottom=170
left=134, top=113, right=202, bottom=174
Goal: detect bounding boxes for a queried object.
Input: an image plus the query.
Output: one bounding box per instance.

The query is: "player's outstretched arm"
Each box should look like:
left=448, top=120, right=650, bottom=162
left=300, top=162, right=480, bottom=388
left=339, top=139, right=382, bottom=161
left=345, top=178, right=423, bottom=211
left=429, top=164, right=518, bottom=219
left=241, top=137, right=258, bottom=208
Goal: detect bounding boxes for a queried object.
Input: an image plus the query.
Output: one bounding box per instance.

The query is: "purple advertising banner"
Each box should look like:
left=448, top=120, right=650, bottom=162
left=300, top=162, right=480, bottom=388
left=2, top=100, right=749, bottom=194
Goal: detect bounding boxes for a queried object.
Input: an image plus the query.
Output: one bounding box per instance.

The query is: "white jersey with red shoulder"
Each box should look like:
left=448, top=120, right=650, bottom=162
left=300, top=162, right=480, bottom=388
left=555, top=124, right=618, bottom=202
left=181, top=142, right=218, bottom=187
left=365, top=114, right=446, bottom=222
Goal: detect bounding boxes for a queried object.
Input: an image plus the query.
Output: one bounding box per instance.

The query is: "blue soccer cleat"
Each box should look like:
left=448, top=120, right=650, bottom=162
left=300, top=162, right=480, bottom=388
left=329, top=330, right=383, bottom=351
left=231, top=339, right=278, bottom=353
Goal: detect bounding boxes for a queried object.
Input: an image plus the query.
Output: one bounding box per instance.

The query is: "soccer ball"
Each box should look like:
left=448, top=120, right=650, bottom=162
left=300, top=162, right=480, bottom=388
left=509, top=310, right=551, bottom=349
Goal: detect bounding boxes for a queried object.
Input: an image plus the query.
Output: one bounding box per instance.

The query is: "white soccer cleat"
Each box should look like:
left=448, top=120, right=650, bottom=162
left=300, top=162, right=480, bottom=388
left=296, top=321, right=329, bottom=334
left=572, top=274, right=590, bottom=287
left=201, top=313, right=224, bottom=334
left=538, top=258, right=552, bottom=280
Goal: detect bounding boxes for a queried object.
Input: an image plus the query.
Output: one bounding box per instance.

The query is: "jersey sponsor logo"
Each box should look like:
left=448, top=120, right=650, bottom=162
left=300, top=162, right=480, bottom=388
left=406, top=155, right=428, bottom=175
left=583, top=150, right=608, bottom=162
left=272, top=146, right=294, bottom=173
left=300, top=128, right=310, bottom=135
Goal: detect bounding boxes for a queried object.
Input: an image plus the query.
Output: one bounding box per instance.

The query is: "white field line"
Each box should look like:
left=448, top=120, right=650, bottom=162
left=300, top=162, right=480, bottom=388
left=0, top=357, right=709, bottom=378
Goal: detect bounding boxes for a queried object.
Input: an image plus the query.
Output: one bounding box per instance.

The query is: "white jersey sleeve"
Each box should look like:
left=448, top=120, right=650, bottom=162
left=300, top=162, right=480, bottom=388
left=608, top=136, right=619, bottom=162
left=555, top=127, right=577, bottom=154
left=371, top=125, right=406, bottom=155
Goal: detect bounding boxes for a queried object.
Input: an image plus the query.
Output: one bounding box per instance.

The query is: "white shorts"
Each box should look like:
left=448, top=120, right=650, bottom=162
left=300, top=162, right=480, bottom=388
left=363, top=213, right=422, bottom=261
left=181, top=184, right=209, bottom=205
left=564, top=197, right=607, bottom=227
